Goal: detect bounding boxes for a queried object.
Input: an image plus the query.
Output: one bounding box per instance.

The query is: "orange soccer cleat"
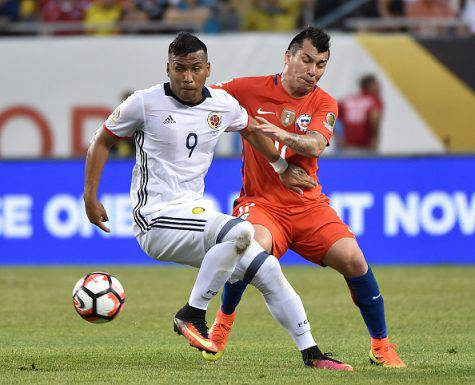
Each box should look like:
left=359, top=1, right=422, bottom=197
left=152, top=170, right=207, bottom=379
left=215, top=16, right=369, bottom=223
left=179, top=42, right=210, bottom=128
left=173, top=304, right=218, bottom=354
left=173, top=317, right=218, bottom=354
left=369, top=337, right=406, bottom=368
left=201, top=308, right=235, bottom=361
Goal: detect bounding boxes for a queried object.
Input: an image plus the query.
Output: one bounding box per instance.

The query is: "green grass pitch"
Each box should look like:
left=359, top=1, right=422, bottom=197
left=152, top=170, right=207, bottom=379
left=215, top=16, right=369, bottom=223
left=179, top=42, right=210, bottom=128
left=1, top=266, right=474, bottom=385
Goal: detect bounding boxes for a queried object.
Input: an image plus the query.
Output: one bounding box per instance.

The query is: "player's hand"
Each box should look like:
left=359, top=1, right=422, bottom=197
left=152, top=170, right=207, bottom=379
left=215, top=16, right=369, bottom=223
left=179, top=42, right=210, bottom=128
left=280, top=164, right=317, bottom=196
left=254, top=117, right=287, bottom=142
left=84, top=197, right=110, bottom=233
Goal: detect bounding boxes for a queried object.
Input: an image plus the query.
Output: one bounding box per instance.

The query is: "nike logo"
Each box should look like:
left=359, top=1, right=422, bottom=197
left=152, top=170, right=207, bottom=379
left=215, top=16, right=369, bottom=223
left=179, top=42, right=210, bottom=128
left=183, top=324, right=214, bottom=348
left=257, top=108, right=275, bottom=115
left=372, top=293, right=381, bottom=300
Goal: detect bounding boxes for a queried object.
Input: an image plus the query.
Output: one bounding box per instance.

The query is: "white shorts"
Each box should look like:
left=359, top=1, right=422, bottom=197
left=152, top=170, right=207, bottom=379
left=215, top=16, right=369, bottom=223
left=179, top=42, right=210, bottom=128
left=136, top=199, right=236, bottom=268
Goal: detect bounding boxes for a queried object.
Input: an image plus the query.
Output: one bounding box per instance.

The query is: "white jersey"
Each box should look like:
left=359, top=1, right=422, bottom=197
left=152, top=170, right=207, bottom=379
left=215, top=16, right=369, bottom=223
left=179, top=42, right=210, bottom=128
left=103, top=82, right=249, bottom=235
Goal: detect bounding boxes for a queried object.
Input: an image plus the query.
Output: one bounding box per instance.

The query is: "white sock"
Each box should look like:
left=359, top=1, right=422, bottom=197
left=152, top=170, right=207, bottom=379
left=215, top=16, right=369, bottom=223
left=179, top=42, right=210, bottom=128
left=188, top=241, right=240, bottom=310
left=235, top=243, right=317, bottom=351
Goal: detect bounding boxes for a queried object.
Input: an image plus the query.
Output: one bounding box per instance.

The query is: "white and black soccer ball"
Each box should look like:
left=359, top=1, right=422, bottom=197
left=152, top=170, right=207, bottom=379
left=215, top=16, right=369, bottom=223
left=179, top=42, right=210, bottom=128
left=72, top=272, right=125, bottom=323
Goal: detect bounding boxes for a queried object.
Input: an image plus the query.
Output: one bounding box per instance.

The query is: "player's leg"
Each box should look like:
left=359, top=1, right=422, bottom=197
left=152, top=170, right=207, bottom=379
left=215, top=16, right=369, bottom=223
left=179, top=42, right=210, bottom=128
left=220, top=223, right=273, bottom=314
left=137, top=202, right=254, bottom=353
left=292, top=202, right=405, bottom=368
left=210, top=201, right=289, bottom=353
left=322, top=238, right=405, bottom=367
left=174, top=215, right=256, bottom=353
left=205, top=239, right=353, bottom=370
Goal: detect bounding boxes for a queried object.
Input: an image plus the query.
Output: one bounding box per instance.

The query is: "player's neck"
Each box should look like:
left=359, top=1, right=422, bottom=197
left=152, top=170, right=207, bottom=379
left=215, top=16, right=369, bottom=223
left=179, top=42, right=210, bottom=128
left=280, top=74, right=310, bottom=99
left=166, top=82, right=207, bottom=107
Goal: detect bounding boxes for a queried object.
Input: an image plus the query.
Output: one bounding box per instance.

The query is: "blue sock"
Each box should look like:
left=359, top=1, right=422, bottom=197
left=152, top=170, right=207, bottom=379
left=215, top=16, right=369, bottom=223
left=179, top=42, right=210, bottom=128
left=221, top=280, right=248, bottom=315
left=345, top=266, right=387, bottom=339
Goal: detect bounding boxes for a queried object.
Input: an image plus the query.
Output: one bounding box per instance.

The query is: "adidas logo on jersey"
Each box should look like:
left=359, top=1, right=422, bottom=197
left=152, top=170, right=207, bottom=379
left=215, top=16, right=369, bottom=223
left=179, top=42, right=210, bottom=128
left=163, top=115, right=176, bottom=124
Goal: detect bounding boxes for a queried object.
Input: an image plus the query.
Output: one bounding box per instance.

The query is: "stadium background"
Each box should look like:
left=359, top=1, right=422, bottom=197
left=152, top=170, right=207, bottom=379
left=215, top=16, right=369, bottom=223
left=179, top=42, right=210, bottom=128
left=1, top=2, right=475, bottom=384
left=1, top=15, right=474, bottom=265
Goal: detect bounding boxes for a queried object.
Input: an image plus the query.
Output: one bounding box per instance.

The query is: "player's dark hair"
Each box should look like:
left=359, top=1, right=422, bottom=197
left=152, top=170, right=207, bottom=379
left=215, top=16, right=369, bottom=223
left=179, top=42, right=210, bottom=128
left=360, top=74, right=377, bottom=90
left=288, top=27, right=330, bottom=55
left=168, top=32, right=208, bottom=58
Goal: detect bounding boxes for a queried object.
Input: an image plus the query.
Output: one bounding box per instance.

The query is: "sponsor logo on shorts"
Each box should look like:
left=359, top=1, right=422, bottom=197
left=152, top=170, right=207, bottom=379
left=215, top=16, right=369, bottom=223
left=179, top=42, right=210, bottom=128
left=296, top=114, right=312, bottom=132
left=192, top=207, right=206, bottom=214
left=238, top=203, right=254, bottom=220
left=281, top=109, right=296, bottom=127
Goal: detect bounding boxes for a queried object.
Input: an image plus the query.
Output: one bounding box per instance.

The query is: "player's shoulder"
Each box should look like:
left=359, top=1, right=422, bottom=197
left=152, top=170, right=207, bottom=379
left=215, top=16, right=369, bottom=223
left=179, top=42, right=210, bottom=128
left=209, top=86, right=239, bottom=103
left=314, top=87, right=337, bottom=104
left=214, top=75, right=275, bottom=89
left=138, top=83, right=166, bottom=98
left=312, top=87, right=338, bottom=111
left=236, top=75, right=276, bottom=88
left=207, top=87, right=243, bottom=115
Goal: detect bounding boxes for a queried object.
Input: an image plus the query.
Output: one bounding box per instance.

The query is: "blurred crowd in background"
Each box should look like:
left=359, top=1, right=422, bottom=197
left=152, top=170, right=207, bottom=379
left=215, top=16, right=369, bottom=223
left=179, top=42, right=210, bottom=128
left=0, top=0, right=474, bottom=36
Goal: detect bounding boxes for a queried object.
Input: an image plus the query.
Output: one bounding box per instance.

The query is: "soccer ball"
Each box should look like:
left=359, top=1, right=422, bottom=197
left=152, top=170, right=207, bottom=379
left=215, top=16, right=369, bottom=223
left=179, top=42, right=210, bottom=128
left=72, top=272, right=125, bottom=323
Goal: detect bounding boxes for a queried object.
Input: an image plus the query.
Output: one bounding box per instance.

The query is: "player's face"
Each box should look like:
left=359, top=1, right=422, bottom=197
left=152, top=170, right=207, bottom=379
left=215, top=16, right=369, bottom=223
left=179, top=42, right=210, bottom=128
left=167, top=50, right=210, bottom=103
left=284, top=39, right=329, bottom=95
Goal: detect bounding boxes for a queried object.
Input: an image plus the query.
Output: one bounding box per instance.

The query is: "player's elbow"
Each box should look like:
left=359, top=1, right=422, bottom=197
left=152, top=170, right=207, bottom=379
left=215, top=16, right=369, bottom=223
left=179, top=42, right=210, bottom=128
left=306, top=145, right=322, bottom=158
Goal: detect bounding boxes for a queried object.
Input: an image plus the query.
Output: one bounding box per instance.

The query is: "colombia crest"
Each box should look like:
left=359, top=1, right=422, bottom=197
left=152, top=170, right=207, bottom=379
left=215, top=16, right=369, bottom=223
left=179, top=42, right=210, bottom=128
left=207, top=112, right=222, bottom=130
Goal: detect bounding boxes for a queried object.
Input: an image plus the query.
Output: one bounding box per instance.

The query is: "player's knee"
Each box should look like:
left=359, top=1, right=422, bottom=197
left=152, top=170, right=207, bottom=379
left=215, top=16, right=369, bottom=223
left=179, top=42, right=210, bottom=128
left=221, top=220, right=254, bottom=255
left=340, top=248, right=367, bottom=278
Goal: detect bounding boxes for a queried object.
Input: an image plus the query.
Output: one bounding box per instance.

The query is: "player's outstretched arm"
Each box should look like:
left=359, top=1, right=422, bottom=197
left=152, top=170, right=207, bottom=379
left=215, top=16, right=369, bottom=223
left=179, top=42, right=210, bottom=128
left=83, top=129, right=119, bottom=233
left=254, top=117, right=326, bottom=158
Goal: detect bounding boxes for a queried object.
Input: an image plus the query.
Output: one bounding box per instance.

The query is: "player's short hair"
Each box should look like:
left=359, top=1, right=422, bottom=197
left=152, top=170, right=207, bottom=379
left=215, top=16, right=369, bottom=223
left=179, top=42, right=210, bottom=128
left=360, top=74, right=377, bottom=90
left=168, top=32, right=208, bottom=58
left=288, top=27, right=330, bottom=55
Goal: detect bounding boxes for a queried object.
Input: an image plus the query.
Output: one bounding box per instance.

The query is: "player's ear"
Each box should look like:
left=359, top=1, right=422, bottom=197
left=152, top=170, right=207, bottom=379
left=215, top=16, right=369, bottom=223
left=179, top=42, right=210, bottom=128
left=284, top=50, right=291, bottom=65
left=166, top=62, right=170, bottom=76
left=206, top=62, right=210, bottom=78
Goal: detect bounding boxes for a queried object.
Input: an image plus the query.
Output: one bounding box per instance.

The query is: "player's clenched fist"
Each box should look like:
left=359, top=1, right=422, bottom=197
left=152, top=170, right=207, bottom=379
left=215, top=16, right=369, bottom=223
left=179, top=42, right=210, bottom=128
left=84, top=197, right=110, bottom=233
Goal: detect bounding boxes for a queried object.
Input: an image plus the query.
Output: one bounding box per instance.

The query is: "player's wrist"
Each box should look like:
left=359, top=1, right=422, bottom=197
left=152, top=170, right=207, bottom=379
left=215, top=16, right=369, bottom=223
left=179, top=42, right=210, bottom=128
left=270, top=157, right=288, bottom=174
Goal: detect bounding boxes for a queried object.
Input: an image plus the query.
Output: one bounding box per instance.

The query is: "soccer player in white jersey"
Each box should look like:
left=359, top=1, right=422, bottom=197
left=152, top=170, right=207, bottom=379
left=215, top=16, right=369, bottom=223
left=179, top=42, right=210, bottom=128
left=83, top=33, right=352, bottom=370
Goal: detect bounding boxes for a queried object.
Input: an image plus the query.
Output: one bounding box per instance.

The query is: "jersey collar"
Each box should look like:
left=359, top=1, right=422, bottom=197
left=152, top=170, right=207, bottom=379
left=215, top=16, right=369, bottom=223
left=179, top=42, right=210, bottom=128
left=164, top=82, right=211, bottom=107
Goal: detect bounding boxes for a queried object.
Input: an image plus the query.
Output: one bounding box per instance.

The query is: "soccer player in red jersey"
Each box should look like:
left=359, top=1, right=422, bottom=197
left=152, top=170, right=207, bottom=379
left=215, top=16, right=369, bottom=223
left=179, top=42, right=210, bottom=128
left=338, top=74, right=383, bottom=150
left=206, top=27, right=405, bottom=368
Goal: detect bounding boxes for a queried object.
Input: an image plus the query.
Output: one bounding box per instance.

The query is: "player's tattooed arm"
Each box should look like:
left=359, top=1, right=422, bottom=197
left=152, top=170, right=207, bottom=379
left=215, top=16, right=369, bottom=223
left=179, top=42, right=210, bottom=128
left=282, top=130, right=327, bottom=158
left=254, top=117, right=327, bottom=158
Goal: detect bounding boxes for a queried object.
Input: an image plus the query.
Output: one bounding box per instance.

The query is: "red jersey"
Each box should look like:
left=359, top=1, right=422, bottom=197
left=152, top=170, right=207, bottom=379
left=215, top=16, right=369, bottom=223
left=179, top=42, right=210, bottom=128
left=213, top=74, right=338, bottom=208
left=42, top=0, right=90, bottom=22
left=338, top=92, right=382, bottom=147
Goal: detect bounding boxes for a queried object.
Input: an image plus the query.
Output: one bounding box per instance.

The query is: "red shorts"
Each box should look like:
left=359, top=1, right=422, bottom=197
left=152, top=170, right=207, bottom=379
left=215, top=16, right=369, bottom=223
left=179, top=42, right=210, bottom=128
left=233, top=196, right=355, bottom=266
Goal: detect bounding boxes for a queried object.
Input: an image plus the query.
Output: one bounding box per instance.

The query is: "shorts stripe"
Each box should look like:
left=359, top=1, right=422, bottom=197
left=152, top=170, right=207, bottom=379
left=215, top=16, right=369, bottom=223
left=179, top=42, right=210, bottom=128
left=216, top=218, right=243, bottom=244
left=150, top=220, right=205, bottom=228
left=151, top=216, right=207, bottom=224
left=150, top=224, right=205, bottom=232
left=243, top=251, right=269, bottom=284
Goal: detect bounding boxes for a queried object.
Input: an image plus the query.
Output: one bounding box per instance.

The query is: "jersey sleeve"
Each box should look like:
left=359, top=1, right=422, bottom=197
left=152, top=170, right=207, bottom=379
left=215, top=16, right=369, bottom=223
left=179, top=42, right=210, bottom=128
left=307, top=94, right=338, bottom=145
left=225, top=95, right=249, bottom=132
left=103, top=91, right=144, bottom=139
